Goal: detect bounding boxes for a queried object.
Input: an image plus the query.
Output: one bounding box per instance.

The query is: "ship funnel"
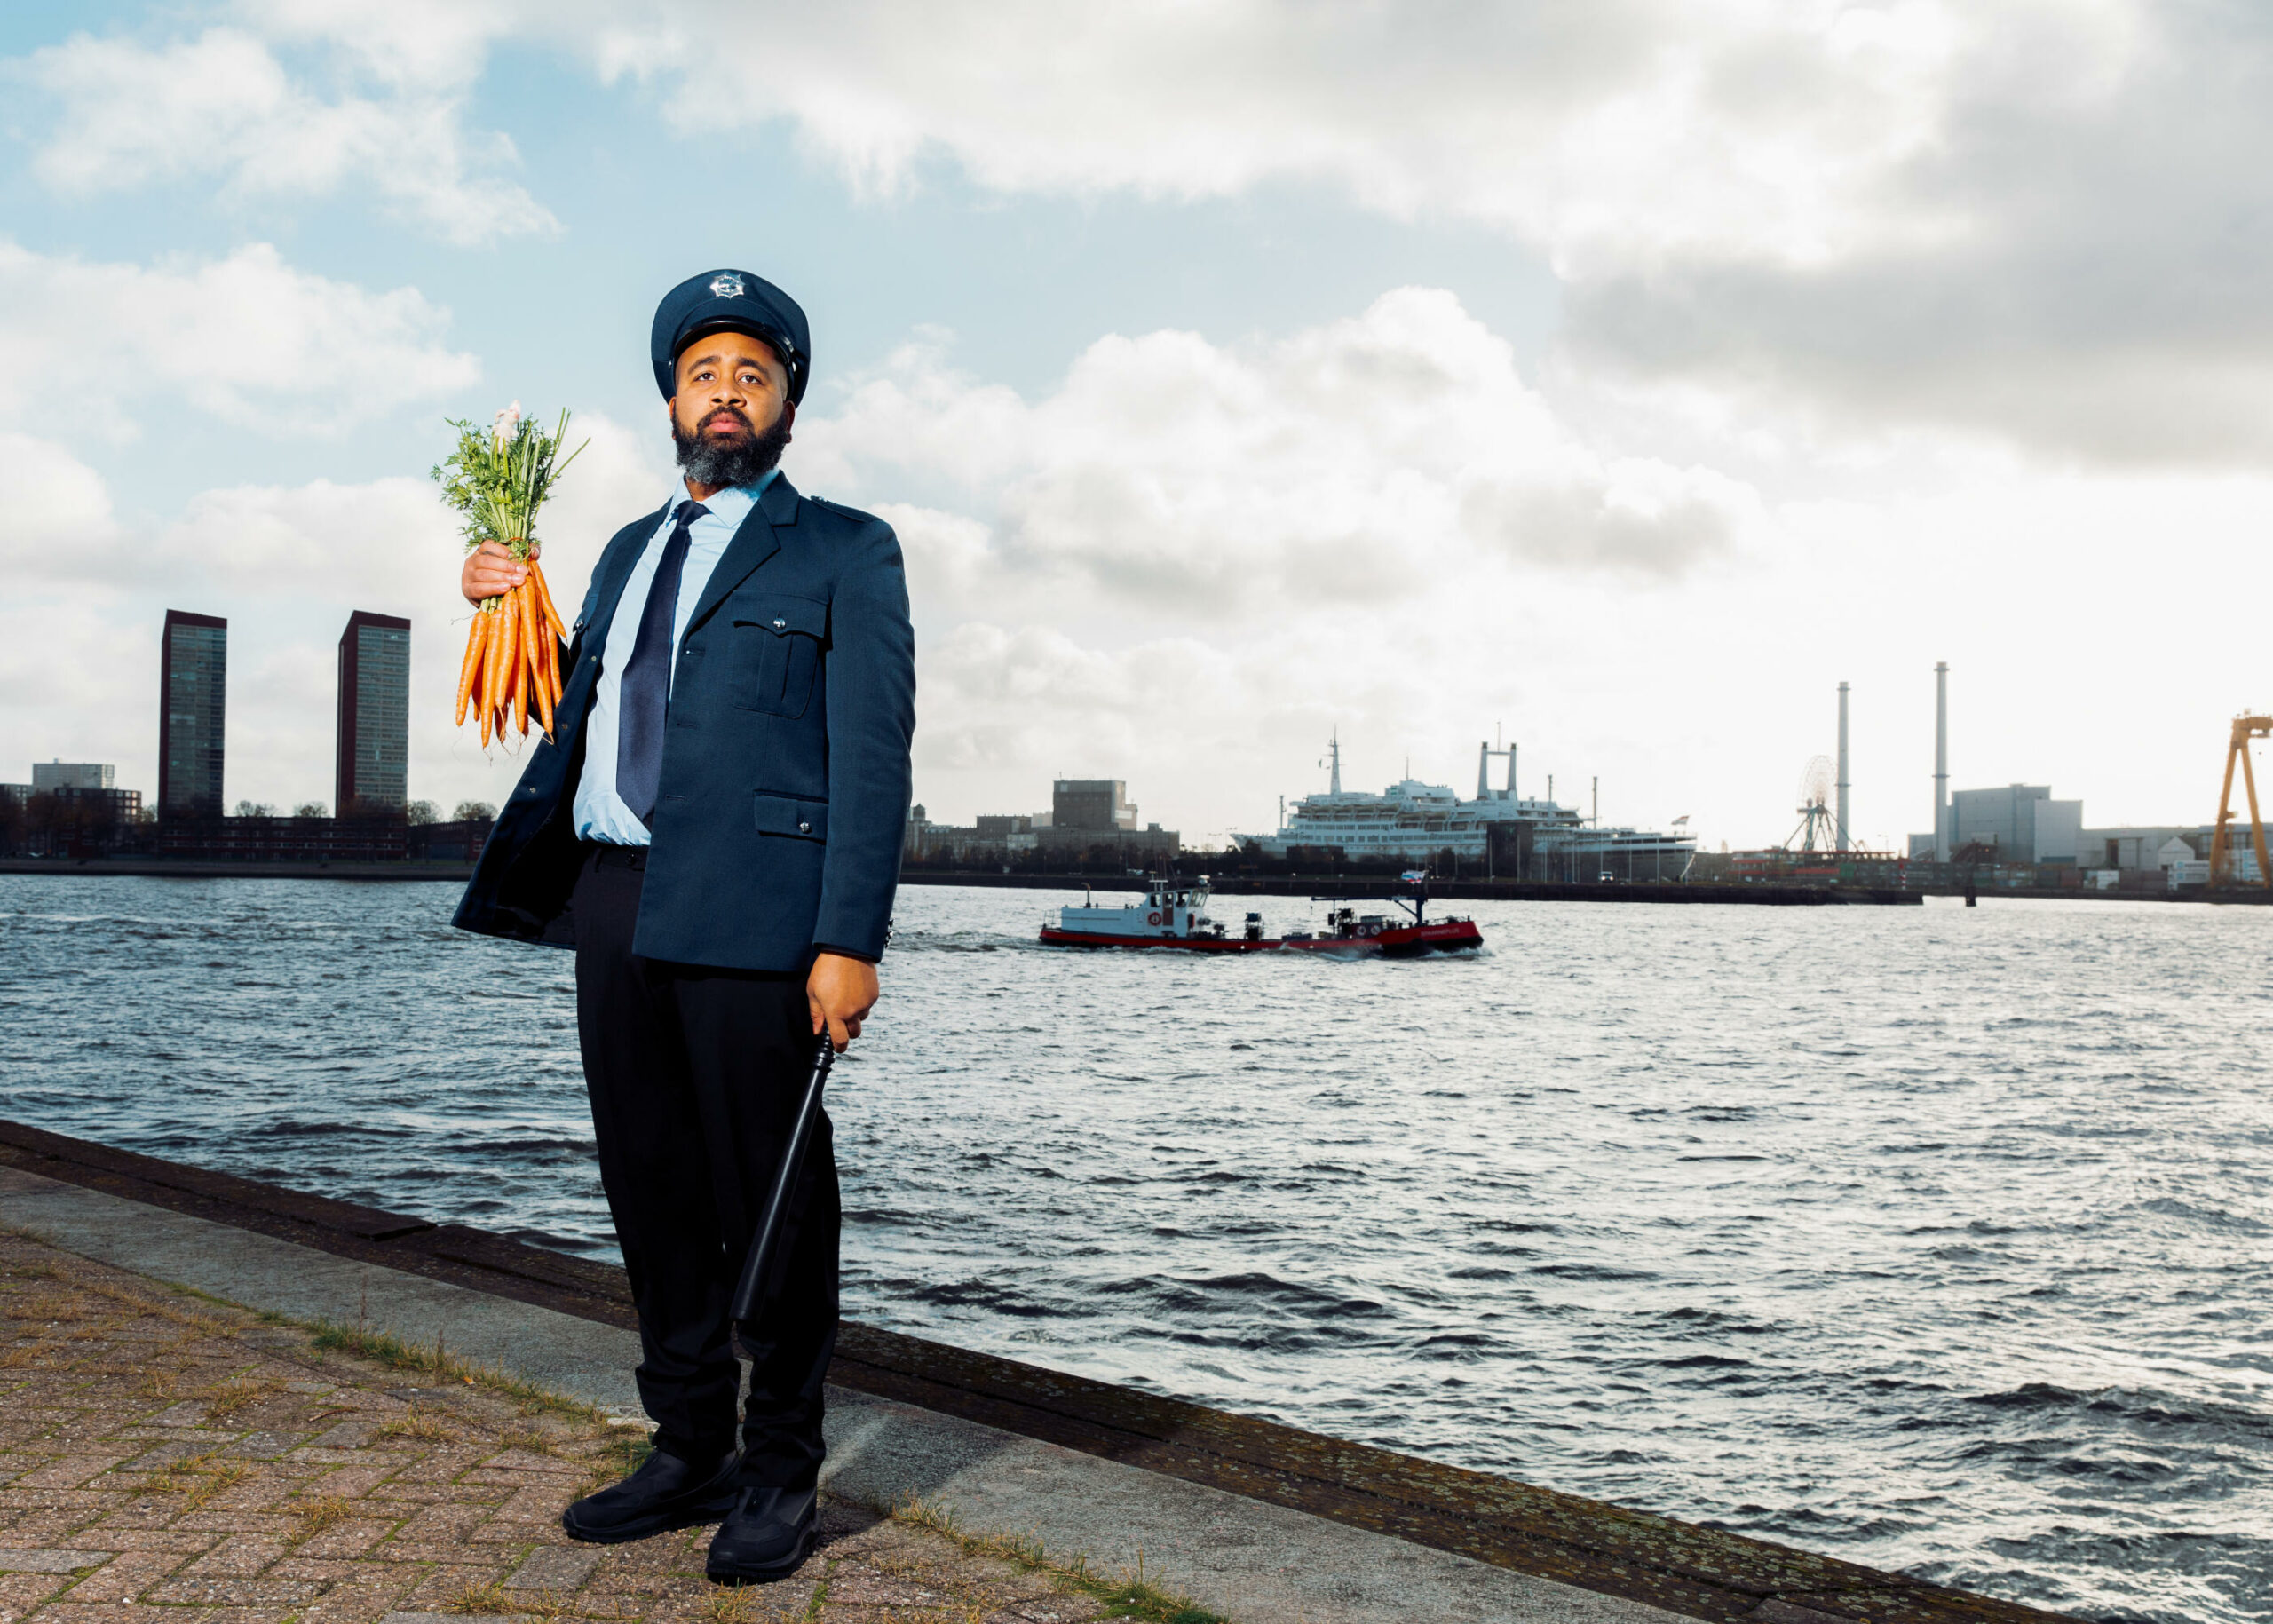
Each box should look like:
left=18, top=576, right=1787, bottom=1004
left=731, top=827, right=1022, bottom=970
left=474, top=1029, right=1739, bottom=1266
left=1836, top=682, right=1850, bottom=852
left=1478, top=741, right=1490, bottom=800
left=1507, top=743, right=1517, bottom=800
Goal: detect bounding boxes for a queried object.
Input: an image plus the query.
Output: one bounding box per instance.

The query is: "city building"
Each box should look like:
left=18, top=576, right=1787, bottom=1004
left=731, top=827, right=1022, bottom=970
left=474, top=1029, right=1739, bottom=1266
left=33, top=762, right=115, bottom=790
left=159, top=610, right=227, bottom=818
left=2079, top=826, right=2203, bottom=872
left=1051, top=780, right=1138, bottom=832
left=336, top=611, right=412, bottom=813
left=1908, top=784, right=2082, bottom=863
left=2, top=767, right=146, bottom=857
left=903, top=783, right=1181, bottom=867
left=154, top=813, right=405, bottom=863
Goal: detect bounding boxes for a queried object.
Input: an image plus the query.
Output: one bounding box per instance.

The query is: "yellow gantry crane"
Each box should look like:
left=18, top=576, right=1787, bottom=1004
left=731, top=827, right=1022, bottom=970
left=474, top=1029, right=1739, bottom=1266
left=2209, top=714, right=2273, bottom=889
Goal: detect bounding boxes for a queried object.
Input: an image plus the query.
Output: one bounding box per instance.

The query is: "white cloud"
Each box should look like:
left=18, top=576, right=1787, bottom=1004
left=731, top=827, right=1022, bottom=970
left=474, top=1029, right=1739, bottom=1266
left=0, top=241, right=479, bottom=438
left=20, top=23, right=554, bottom=244
left=771, top=289, right=2273, bottom=844
left=803, top=289, right=1756, bottom=621
left=544, top=0, right=2273, bottom=463
left=0, top=412, right=668, bottom=817
left=30, top=3, right=2266, bottom=458
left=0, top=434, right=119, bottom=574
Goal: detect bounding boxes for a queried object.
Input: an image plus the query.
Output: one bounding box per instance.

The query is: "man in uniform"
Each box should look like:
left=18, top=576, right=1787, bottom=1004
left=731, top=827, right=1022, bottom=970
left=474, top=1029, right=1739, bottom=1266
left=454, top=269, right=915, bottom=1583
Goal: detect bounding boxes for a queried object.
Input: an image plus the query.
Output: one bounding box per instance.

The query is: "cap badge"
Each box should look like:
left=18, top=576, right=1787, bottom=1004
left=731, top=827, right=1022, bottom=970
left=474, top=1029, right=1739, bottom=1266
left=709, top=273, right=746, bottom=299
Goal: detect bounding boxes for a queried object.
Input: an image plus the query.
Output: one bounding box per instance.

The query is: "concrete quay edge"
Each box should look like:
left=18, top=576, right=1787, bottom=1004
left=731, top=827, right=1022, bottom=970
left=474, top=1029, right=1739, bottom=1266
left=0, top=1118, right=2071, bottom=1624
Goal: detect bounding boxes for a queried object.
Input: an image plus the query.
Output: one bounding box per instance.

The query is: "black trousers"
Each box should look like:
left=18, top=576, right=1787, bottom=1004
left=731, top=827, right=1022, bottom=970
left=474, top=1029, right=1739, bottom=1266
left=571, top=845, right=839, bottom=1489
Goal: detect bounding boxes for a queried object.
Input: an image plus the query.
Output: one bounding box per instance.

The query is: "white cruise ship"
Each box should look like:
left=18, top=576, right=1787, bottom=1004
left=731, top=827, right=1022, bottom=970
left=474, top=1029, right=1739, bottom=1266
left=1238, top=734, right=1696, bottom=880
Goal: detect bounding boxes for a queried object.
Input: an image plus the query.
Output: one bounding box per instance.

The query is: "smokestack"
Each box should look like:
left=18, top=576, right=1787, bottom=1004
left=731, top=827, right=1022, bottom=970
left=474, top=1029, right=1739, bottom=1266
left=1933, top=662, right=1950, bottom=862
left=1478, top=741, right=1490, bottom=801
left=1836, top=681, right=1850, bottom=852
left=1507, top=743, right=1518, bottom=800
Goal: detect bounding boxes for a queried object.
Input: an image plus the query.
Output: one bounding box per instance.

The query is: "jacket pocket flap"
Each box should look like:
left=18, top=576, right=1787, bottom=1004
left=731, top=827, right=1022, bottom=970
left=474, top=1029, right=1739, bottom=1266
left=754, top=794, right=828, bottom=840
left=732, top=597, right=827, bottom=638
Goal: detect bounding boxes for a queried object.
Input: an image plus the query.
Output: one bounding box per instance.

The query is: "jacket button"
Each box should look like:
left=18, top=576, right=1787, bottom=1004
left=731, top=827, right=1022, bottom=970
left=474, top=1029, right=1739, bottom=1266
left=772, top=617, right=786, bottom=630
left=798, top=820, right=811, bottom=832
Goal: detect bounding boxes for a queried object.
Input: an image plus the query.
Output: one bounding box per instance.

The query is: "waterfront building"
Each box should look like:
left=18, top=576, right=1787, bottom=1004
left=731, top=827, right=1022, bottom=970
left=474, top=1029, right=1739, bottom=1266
left=335, top=611, right=412, bottom=813
left=1906, top=784, right=2083, bottom=863
left=2081, top=827, right=2203, bottom=871
left=158, top=611, right=227, bottom=818
left=1052, top=780, right=1138, bottom=832
left=33, top=762, right=115, bottom=791
left=1, top=774, right=146, bottom=857
left=154, top=813, right=406, bottom=863
left=904, top=788, right=1180, bottom=867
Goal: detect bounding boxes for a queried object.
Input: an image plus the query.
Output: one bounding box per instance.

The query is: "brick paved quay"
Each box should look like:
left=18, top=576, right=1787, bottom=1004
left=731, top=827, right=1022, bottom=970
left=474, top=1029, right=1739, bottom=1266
left=0, top=1232, right=1121, bottom=1624
left=0, top=1128, right=2081, bottom=1624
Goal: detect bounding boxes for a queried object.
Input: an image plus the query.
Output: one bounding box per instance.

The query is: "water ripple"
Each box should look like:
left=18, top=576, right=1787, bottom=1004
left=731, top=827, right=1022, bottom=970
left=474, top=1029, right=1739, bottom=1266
left=1, top=878, right=2269, bottom=1622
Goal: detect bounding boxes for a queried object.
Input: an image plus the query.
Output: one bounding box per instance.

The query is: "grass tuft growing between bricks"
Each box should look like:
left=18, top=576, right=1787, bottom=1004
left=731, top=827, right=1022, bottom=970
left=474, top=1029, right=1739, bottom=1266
left=305, top=1320, right=612, bottom=1424
left=143, top=1448, right=249, bottom=1509
left=892, top=1495, right=1225, bottom=1624
left=291, top=1493, right=353, bottom=1534
left=585, top=1427, right=653, bottom=1492
left=445, top=1578, right=522, bottom=1614
left=377, top=1406, right=463, bottom=1443
left=202, top=1372, right=280, bottom=1420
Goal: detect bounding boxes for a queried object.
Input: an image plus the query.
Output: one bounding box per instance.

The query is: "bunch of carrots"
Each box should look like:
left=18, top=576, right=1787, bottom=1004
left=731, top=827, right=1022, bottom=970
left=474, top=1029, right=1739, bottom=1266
left=457, top=556, right=570, bottom=744
left=432, top=403, right=588, bottom=745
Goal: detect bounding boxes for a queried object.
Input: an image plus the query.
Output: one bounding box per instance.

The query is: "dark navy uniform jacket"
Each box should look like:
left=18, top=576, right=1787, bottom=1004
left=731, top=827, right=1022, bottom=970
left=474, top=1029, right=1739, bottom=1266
left=454, top=474, right=915, bottom=971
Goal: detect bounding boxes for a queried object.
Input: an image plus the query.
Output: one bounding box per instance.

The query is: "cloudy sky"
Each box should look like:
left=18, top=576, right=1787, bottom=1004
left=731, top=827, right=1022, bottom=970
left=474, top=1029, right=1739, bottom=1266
left=4, top=1, right=2269, bottom=849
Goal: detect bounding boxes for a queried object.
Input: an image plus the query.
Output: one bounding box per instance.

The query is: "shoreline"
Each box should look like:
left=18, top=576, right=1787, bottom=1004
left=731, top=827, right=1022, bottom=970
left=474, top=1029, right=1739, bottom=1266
left=0, top=1114, right=2070, bottom=1623
left=8, top=856, right=2254, bottom=906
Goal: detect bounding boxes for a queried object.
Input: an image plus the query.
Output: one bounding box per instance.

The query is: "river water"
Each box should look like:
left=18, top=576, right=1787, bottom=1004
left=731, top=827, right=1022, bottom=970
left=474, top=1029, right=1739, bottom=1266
left=1, top=875, right=2266, bottom=1622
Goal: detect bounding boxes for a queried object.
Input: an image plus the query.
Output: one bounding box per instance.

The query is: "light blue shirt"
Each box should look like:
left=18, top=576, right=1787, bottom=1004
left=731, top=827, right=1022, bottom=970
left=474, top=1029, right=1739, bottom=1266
left=573, top=473, right=778, bottom=844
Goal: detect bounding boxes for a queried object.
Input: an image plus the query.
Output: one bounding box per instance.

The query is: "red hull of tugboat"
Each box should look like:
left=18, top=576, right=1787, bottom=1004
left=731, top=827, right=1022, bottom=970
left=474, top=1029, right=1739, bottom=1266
left=1281, top=918, right=1484, bottom=956
left=1037, top=919, right=1483, bottom=955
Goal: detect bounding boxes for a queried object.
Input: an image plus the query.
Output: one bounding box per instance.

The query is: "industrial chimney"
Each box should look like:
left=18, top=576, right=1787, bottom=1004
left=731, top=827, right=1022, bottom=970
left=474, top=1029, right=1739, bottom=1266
left=1836, top=682, right=1850, bottom=852
left=1933, top=662, right=1950, bottom=862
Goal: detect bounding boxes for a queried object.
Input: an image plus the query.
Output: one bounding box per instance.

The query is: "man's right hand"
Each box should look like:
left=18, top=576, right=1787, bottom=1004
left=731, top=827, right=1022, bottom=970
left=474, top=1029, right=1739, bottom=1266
left=461, top=540, right=536, bottom=606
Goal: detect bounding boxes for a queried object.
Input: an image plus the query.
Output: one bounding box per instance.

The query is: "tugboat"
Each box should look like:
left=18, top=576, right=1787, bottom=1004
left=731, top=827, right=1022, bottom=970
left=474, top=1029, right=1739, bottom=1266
left=1040, top=877, right=1482, bottom=957
left=1041, top=878, right=1272, bottom=952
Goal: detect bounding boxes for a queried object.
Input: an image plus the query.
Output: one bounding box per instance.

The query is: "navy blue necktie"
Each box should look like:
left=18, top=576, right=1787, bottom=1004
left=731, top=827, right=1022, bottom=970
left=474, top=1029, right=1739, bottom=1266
left=616, top=499, right=707, bottom=827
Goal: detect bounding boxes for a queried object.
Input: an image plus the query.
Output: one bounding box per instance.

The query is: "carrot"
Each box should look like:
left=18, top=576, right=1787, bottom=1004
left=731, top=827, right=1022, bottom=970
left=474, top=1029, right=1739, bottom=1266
left=532, top=647, right=556, bottom=736
left=455, top=611, right=484, bottom=727
left=508, top=590, right=529, bottom=735
left=480, top=598, right=507, bottom=743
left=543, top=598, right=561, bottom=708
left=530, top=559, right=569, bottom=645
left=518, top=582, right=552, bottom=736
left=477, top=610, right=495, bottom=749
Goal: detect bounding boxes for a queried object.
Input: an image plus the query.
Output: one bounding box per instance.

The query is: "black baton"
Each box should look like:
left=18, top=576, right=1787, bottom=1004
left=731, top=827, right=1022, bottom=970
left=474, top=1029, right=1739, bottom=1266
left=729, top=1030, right=835, bottom=1349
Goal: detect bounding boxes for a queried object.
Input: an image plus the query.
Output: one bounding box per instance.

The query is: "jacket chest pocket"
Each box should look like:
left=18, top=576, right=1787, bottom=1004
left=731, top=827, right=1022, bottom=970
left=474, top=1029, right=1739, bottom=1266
left=729, top=596, right=827, bottom=718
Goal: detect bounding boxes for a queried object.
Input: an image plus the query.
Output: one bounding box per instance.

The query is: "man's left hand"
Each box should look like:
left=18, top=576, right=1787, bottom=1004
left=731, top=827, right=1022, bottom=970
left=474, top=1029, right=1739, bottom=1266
left=807, top=951, right=878, bottom=1051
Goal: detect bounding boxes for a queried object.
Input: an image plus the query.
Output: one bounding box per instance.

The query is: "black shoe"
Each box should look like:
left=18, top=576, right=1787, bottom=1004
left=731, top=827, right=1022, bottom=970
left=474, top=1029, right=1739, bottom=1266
left=562, top=1446, right=739, bottom=1544
left=705, top=1485, right=819, bottom=1585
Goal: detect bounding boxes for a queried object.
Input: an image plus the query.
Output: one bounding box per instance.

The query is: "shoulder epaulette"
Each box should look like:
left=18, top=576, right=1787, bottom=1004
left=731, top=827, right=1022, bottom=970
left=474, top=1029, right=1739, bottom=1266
left=805, top=495, right=885, bottom=527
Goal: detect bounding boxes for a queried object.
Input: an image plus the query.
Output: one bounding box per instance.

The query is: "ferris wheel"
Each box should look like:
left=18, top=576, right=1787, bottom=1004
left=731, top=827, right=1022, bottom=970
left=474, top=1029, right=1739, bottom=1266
left=1785, top=755, right=1847, bottom=852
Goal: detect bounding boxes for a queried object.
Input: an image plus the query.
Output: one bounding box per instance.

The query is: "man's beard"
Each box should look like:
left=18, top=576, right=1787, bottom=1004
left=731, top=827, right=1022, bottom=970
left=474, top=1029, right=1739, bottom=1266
left=674, top=407, right=790, bottom=488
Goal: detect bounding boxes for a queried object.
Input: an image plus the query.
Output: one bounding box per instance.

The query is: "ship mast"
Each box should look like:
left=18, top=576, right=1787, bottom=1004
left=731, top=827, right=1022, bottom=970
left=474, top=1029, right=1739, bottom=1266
left=1329, top=729, right=1342, bottom=796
